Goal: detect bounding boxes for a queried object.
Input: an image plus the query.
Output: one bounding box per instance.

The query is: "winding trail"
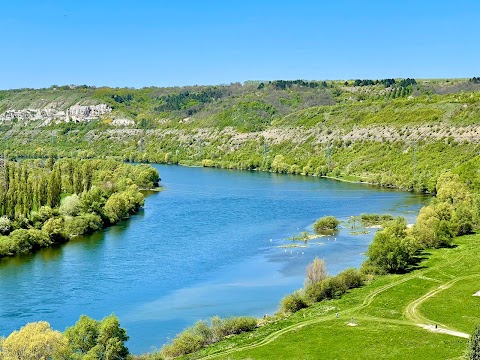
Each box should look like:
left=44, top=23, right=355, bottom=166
left=197, top=268, right=479, bottom=359
left=404, top=274, right=480, bottom=339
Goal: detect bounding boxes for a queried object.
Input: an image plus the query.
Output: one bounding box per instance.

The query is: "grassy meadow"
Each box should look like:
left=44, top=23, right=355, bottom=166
left=184, top=233, right=480, bottom=359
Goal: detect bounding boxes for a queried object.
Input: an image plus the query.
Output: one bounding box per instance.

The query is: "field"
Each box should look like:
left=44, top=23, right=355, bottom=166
left=187, top=233, right=480, bottom=359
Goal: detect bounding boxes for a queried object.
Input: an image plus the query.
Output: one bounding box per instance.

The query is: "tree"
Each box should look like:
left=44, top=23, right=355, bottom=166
left=59, top=194, right=82, bottom=216
left=469, top=325, right=480, bottom=360
left=64, top=315, right=99, bottom=355
left=313, top=216, right=339, bottom=232
left=0, top=321, right=71, bottom=360
left=304, top=257, right=328, bottom=287
left=366, top=218, right=417, bottom=273
left=65, top=314, right=129, bottom=360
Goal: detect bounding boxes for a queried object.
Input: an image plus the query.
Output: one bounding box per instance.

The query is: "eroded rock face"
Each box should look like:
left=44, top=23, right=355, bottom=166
left=0, top=104, right=112, bottom=125
left=67, top=104, right=111, bottom=122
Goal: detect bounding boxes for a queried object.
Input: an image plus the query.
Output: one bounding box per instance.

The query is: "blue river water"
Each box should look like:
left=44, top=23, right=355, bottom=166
left=0, top=165, right=428, bottom=353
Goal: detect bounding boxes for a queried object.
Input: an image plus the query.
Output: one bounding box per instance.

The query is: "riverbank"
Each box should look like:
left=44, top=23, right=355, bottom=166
left=181, top=232, right=480, bottom=359
left=0, top=160, right=161, bottom=259
left=0, top=164, right=428, bottom=353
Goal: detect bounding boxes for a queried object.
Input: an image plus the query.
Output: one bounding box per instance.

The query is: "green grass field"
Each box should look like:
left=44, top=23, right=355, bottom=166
left=186, top=233, right=480, bottom=359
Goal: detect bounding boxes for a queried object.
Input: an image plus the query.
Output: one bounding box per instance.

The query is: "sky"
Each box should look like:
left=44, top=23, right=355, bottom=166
left=0, top=0, right=479, bottom=89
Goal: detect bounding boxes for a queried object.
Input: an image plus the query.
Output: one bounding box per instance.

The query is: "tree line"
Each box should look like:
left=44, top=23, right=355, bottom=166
left=0, top=158, right=160, bottom=258
left=349, top=78, right=417, bottom=88
left=364, top=172, right=479, bottom=273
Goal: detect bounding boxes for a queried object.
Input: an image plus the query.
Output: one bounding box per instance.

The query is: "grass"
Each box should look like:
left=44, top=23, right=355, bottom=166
left=182, top=233, right=480, bottom=359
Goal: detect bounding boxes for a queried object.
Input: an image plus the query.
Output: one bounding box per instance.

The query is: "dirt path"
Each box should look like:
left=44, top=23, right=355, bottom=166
left=198, top=275, right=422, bottom=359
left=198, top=271, right=479, bottom=359
left=404, top=274, right=480, bottom=339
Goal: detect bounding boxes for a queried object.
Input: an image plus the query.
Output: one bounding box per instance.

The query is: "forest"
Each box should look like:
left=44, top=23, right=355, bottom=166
left=0, top=157, right=159, bottom=258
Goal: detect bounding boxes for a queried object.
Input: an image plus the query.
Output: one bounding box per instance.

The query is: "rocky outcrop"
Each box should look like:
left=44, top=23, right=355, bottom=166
left=111, top=118, right=135, bottom=126
left=0, top=104, right=112, bottom=125
left=67, top=104, right=111, bottom=122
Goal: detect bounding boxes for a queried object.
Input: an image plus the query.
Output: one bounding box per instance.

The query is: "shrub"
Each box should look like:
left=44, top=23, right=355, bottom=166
left=279, top=290, right=307, bottom=314
left=305, top=268, right=364, bottom=304
left=304, top=257, right=328, bottom=287
left=217, top=316, right=257, bottom=336
left=337, top=268, right=364, bottom=289
left=29, top=206, right=56, bottom=228
left=367, top=218, right=418, bottom=273
left=0, top=216, right=12, bottom=235
left=468, top=325, right=480, bottom=360
left=59, top=194, right=82, bottom=216
left=1, top=321, right=71, bottom=360
left=161, top=316, right=257, bottom=358
left=313, top=216, right=339, bottom=232
left=42, top=217, right=68, bottom=243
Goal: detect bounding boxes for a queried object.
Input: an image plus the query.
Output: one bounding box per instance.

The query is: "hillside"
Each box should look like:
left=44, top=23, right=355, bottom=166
left=1, top=78, right=480, bottom=192
left=184, top=233, right=480, bottom=359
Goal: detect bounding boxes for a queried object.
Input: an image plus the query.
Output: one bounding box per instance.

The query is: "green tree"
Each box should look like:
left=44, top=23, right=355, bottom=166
left=313, top=216, right=339, bottom=232
left=0, top=321, right=71, bottom=360
left=469, top=325, right=480, bottom=360
left=366, top=218, right=417, bottom=273
left=65, top=314, right=128, bottom=360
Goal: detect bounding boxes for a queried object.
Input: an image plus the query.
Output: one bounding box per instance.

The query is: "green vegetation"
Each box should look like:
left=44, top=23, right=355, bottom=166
left=1, top=78, right=480, bottom=358
left=0, top=158, right=160, bottom=258
left=165, top=233, right=480, bottom=359
left=469, top=326, right=480, bottom=359
left=1, top=78, right=480, bottom=195
left=160, top=317, right=257, bottom=358
left=65, top=314, right=129, bottom=359
left=0, top=314, right=128, bottom=360
left=313, top=216, right=339, bottom=232
left=355, top=213, right=394, bottom=227
left=142, top=170, right=479, bottom=359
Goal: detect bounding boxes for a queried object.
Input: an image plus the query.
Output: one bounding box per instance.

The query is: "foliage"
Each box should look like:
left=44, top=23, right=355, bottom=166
left=279, top=290, right=308, bottom=314
left=0, top=321, right=71, bottom=360
left=365, top=218, right=417, bottom=273
left=304, top=256, right=328, bottom=287
left=160, top=316, right=256, bottom=358
left=0, top=216, right=12, bottom=235
left=313, top=216, right=339, bottom=232
left=59, top=194, right=82, bottom=216
left=468, top=325, right=480, bottom=360
left=65, top=314, right=129, bottom=360
left=304, top=268, right=364, bottom=304
left=359, top=213, right=394, bottom=227
left=0, top=159, right=158, bottom=258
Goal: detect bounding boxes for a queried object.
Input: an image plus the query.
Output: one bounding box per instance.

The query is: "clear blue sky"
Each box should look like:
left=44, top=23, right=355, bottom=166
left=1, top=0, right=478, bottom=89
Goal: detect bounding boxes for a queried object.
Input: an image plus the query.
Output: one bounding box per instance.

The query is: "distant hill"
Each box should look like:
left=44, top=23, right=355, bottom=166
left=1, top=78, right=479, bottom=192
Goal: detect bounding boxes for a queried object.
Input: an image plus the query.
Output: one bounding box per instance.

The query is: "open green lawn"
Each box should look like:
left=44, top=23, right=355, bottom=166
left=189, top=234, right=480, bottom=359
left=222, top=320, right=465, bottom=360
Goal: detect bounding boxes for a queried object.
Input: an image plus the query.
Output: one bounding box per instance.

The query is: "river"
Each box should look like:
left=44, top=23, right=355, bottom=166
left=0, top=165, right=428, bottom=353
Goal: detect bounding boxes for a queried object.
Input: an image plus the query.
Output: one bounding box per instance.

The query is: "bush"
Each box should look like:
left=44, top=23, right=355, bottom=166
left=216, top=316, right=257, bottom=337
left=337, top=268, right=364, bottom=289
left=29, top=206, right=56, bottom=228
left=1, top=321, right=72, bottom=360
left=59, top=194, right=82, bottom=216
left=367, top=218, right=418, bottom=273
left=0, top=216, right=12, bottom=235
left=305, top=268, right=364, bottom=304
left=160, top=316, right=257, bottom=358
left=0, top=229, right=52, bottom=257
left=42, top=217, right=68, bottom=243
left=304, top=257, right=328, bottom=287
left=468, top=325, right=480, bottom=359
left=279, top=290, right=307, bottom=314
left=313, top=216, right=339, bottom=232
